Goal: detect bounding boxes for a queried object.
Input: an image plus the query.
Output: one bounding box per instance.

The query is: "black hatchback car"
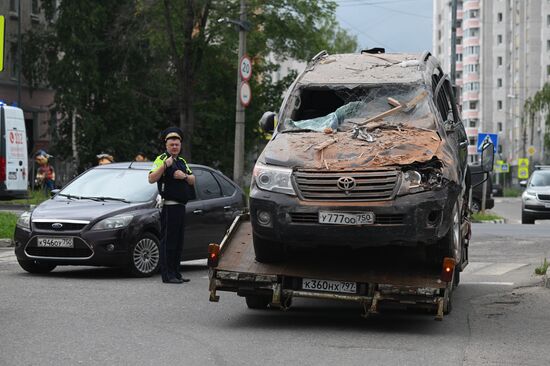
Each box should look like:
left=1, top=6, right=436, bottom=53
left=14, top=162, right=245, bottom=276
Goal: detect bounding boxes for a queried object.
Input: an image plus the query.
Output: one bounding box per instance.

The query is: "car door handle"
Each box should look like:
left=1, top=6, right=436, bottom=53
left=193, top=209, right=203, bottom=215
left=459, top=141, right=468, bottom=148
left=224, top=206, right=232, bottom=211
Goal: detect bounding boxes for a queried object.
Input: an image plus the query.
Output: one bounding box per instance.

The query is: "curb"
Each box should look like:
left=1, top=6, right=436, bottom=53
left=472, top=218, right=505, bottom=224
left=0, top=204, right=30, bottom=210
left=0, top=239, right=14, bottom=248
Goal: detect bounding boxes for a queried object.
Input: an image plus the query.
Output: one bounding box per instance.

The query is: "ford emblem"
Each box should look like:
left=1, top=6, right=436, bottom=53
left=51, top=223, right=63, bottom=230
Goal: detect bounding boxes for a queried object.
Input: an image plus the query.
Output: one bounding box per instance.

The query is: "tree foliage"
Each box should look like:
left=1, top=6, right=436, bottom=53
left=22, top=0, right=357, bottom=176
left=524, top=83, right=550, bottom=158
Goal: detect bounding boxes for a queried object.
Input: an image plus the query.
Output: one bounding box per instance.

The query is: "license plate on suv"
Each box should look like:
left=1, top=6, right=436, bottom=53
left=319, top=211, right=374, bottom=225
left=37, top=237, right=74, bottom=248
left=302, top=278, right=357, bottom=294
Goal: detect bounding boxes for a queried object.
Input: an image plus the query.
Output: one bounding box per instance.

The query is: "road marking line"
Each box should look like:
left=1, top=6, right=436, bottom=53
left=474, top=263, right=528, bottom=276
left=461, top=282, right=515, bottom=286
left=462, top=262, right=492, bottom=274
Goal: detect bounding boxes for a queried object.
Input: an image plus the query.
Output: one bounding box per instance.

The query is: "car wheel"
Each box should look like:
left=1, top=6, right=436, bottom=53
left=17, top=259, right=56, bottom=274
left=521, top=212, right=535, bottom=224
left=427, top=202, right=462, bottom=275
left=252, top=234, right=284, bottom=263
left=245, top=294, right=271, bottom=309
left=128, top=233, right=160, bottom=277
left=471, top=199, right=481, bottom=213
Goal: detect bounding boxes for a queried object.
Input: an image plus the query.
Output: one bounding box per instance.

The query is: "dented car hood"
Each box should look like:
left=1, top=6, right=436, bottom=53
left=263, top=119, right=459, bottom=182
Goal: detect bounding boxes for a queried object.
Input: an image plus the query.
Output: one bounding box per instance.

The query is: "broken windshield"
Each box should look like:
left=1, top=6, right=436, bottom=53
left=280, top=84, right=435, bottom=134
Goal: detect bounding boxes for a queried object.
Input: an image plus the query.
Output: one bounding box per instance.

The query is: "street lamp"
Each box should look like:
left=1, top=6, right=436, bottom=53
left=218, top=0, right=251, bottom=188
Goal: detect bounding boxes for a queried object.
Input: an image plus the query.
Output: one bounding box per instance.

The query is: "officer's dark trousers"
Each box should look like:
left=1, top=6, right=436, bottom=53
left=160, top=204, right=186, bottom=281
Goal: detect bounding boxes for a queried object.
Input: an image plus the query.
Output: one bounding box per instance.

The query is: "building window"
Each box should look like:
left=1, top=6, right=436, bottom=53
left=547, top=40, right=550, bottom=51
left=469, top=121, right=476, bottom=127
left=547, top=15, right=550, bottom=26
left=498, top=122, right=503, bottom=132
left=498, top=12, right=503, bottom=22
left=32, top=0, right=39, bottom=14
left=497, top=56, right=503, bottom=66
left=469, top=101, right=478, bottom=110
left=469, top=137, right=476, bottom=145
left=9, top=0, right=19, bottom=13
left=497, top=78, right=503, bottom=87
left=497, top=100, right=503, bottom=110
left=10, top=43, right=18, bottom=79
left=497, top=34, right=503, bottom=44
left=547, top=65, right=550, bottom=76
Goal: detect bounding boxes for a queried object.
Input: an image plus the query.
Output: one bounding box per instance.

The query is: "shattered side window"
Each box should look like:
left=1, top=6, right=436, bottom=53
left=280, top=84, right=435, bottom=133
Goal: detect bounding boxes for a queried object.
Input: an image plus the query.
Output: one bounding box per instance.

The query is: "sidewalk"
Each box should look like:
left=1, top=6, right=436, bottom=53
left=0, top=239, right=14, bottom=248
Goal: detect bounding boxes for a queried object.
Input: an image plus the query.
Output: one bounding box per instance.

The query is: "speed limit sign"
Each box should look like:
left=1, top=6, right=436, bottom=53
left=240, top=55, right=252, bottom=81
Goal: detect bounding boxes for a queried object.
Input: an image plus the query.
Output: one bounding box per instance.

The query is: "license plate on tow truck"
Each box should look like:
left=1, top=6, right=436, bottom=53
left=302, top=278, right=357, bottom=294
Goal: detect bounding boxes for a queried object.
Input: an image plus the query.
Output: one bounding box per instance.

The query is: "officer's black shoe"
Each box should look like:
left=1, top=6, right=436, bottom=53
left=163, top=278, right=183, bottom=284
left=180, top=278, right=190, bottom=282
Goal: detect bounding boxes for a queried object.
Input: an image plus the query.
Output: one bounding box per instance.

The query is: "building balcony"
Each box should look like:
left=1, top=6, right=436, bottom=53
left=463, top=72, right=479, bottom=82
left=466, top=127, right=479, bottom=137
left=463, top=0, right=480, bottom=11
left=463, top=54, right=479, bottom=64
left=457, top=28, right=463, bottom=37
left=457, top=45, right=463, bottom=54
left=463, top=19, right=480, bottom=29
left=463, top=37, right=480, bottom=47
left=462, top=91, right=479, bottom=101
left=462, top=110, right=480, bottom=119
left=456, top=62, right=463, bottom=71
left=467, top=145, right=479, bottom=155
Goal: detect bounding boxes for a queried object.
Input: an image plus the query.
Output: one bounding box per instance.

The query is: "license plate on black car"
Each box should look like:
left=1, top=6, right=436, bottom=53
left=37, top=237, right=74, bottom=248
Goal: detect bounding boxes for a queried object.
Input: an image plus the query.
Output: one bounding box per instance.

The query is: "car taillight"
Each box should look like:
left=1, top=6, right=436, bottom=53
left=207, top=243, right=220, bottom=267
left=440, top=257, right=456, bottom=283
left=0, top=157, right=6, bottom=182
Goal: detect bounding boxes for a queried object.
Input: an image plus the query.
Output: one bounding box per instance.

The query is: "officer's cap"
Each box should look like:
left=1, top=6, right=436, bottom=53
left=162, top=127, right=183, bottom=141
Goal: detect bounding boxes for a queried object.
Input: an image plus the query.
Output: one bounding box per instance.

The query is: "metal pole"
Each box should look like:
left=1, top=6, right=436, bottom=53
left=17, top=0, right=22, bottom=106
left=481, top=173, right=487, bottom=213
left=450, top=0, right=457, bottom=85
left=233, top=0, right=246, bottom=187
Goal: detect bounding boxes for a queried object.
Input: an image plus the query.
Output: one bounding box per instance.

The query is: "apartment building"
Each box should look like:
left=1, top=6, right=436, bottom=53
left=433, top=0, right=550, bottom=176
left=1, top=0, right=54, bottom=154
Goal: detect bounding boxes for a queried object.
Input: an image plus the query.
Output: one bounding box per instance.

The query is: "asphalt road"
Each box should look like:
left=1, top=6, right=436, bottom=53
left=1, top=200, right=549, bottom=366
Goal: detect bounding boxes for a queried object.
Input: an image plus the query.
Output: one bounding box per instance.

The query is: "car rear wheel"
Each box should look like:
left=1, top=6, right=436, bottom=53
left=128, top=233, right=160, bottom=277
left=252, top=234, right=284, bottom=263
left=245, top=294, right=271, bottom=309
left=521, top=212, right=535, bottom=224
left=17, top=259, right=56, bottom=274
left=471, top=199, right=481, bottom=213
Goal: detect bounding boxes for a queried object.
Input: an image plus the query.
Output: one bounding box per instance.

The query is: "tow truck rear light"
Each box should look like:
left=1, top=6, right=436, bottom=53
left=440, top=257, right=456, bottom=283
left=208, top=243, right=220, bottom=267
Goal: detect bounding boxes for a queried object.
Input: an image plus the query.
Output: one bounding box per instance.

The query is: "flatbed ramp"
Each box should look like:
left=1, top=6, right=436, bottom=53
left=208, top=215, right=454, bottom=320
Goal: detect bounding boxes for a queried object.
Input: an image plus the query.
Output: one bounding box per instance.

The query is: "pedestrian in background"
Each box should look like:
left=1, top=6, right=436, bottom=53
left=97, top=153, right=114, bottom=165
left=148, top=127, right=195, bottom=284
left=134, top=152, right=148, bottom=162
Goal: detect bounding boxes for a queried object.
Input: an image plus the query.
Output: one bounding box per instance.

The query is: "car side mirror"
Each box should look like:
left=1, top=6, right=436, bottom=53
left=480, top=140, right=494, bottom=173
left=519, top=180, right=527, bottom=188
left=444, top=110, right=455, bottom=132
left=50, top=189, right=60, bottom=197
left=259, top=111, right=276, bottom=133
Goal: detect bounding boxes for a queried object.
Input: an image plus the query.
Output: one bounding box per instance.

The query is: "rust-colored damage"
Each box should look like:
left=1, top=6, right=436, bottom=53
left=265, top=116, right=457, bottom=177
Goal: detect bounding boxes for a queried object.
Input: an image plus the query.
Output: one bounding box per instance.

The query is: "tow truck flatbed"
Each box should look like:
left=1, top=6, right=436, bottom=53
left=208, top=214, right=455, bottom=320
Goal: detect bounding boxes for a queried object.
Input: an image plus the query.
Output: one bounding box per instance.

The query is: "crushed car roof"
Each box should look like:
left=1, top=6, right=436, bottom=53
left=299, top=53, right=425, bottom=86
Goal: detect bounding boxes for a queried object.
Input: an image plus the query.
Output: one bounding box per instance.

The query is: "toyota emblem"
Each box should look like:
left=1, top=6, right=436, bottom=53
left=337, top=176, right=356, bottom=192
left=51, top=223, right=63, bottom=230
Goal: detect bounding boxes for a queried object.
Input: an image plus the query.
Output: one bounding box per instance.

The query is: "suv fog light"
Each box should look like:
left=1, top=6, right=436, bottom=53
left=106, top=244, right=115, bottom=252
left=257, top=210, right=272, bottom=227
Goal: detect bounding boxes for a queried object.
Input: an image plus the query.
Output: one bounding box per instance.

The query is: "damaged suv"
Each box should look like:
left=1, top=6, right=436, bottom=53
left=251, top=50, right=489, bottom=270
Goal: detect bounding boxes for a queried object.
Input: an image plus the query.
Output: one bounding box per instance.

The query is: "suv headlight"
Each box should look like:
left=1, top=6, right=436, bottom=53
left=16, top=211, right=31, bottom=230
left=91, top=214, right=134, bottom=231
left=253, top=162, right=296, bottom=196
left=397, top=170, right=423, bottom=196
left=523, top=190, right=536, bottom=199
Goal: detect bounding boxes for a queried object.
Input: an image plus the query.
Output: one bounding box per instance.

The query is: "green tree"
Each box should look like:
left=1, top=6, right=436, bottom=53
left=524, top=83, right=550, bottom=162
left=23, top=0, right=357, bottom=175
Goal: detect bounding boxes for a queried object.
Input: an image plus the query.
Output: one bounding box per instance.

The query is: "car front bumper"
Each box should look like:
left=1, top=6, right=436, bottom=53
left=250, top=185, right=461, bottom=249
left=13, top=226, right=134, bottom=267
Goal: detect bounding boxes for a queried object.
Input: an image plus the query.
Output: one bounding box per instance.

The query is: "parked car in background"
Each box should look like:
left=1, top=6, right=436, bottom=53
left=0, top=103, right=28, bottom=200
left=13, top=162, right=246, bottom=276
left=469, top=164, right=495, bottom=213
left=520, top=166, right=550, bottom=224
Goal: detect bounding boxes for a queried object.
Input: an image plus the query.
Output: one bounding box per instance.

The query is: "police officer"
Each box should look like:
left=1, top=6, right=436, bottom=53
left=148, top=127, right=195, bottom=284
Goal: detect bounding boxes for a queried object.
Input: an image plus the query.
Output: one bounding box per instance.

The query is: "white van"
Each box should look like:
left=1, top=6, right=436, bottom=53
left=0, top=103, right=28, bottom=199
